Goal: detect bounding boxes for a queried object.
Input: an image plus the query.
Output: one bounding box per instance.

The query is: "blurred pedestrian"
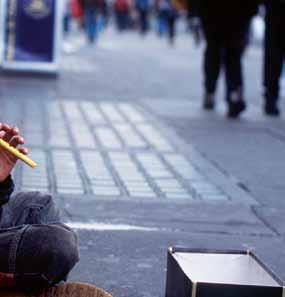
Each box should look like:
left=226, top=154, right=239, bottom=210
left=156, top=0, right=169, bottom=36
left=167, top=0, right=180, bottom=45
left=188, top=0, right=259, bottom=118
left=114, top=0, right=130, bottom=31
left=263, top=0, right=285, bottom=116
left=63, top=0, right=71, bottom=35
left=136, top=0, right=150, bottom=34
left=156, top=0, right=178, bottom=44
left=79, top=0, right=99, bottom=43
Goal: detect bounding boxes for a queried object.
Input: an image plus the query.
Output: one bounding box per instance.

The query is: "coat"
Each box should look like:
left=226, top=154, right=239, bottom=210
left=188, top=0, right=259, bottom=21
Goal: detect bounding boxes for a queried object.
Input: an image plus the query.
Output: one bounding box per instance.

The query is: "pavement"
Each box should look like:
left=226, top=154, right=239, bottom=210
left=1, top=27, right=285, bottom=296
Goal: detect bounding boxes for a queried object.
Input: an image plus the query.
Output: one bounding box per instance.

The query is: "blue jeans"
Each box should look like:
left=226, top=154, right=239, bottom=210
left=84, top=8, right=97, bottom=43
left=0, top=192, right=79, bottom=291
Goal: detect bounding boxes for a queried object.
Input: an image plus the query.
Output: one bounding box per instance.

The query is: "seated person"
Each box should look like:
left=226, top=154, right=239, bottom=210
left=0, top=123, right=79, bottom=289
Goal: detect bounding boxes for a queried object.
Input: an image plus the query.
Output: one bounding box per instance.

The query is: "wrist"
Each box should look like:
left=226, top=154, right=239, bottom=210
left=0, top=175, right=12, bottom=185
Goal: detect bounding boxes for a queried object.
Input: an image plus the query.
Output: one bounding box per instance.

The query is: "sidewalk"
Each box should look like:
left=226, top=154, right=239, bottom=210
left=1, top=28, right=285, bottom=296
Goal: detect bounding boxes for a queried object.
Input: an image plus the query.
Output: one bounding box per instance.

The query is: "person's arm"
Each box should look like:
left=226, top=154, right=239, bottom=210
left=0, top=175, right=14, bottom=206
left=0, top=123, right=28, bottom=206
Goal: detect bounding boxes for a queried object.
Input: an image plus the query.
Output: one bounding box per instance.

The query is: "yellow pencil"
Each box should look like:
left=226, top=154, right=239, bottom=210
left=0, top=139, right=37, bottom=169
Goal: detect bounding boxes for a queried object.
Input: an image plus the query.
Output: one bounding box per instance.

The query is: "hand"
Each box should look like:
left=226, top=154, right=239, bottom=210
left=0, top=123, right=28, bottom=182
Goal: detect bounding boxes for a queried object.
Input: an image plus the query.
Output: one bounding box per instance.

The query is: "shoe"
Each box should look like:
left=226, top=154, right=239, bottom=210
left=0, top=282, right=112, bottom=297
left=227, top=90, right=246, bottom=118
left=264, top=103, right=280, bottom=117
left=227, top=100, right=246, bottom=118
left=203, top=93, right=215, bottom=110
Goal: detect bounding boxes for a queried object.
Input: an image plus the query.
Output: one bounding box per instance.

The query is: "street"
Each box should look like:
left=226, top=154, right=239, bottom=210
left=1, top=27, right=285, bottom=296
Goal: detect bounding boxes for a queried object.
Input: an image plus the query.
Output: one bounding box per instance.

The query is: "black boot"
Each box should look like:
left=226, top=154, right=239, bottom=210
left=227, top=91, right=246, bottom=118
left=203, top=93, right=215, bottom=110
left=264, top=101, right=280, bottom=117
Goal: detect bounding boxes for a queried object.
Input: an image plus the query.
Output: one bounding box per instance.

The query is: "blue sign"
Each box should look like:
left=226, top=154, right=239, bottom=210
left=1, top=0, right=62, bottom=73
left=5, top=0, right=55, bottom=63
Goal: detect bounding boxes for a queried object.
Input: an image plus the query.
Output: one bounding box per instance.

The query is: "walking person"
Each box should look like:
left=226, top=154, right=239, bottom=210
left=63, top=0, right=71, bottom=35
left=114, top=0, right=130, bottom=31
left=166, top=0, right=178, bottom=45
left=136, top=0, right=150, bottom=34
left=188, top=0, right=259, bottom=118
left=79, top=0, right=99, bottom=43
left=263, top=0, right=285, bottom=116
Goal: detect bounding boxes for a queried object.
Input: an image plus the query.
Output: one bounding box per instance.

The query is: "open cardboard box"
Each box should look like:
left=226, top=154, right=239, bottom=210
left=165, top=247, right=284, bottom=297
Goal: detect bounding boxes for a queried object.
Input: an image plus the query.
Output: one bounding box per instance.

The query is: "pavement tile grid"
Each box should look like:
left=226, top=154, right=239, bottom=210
left=0, top=98, right=229, bottom=202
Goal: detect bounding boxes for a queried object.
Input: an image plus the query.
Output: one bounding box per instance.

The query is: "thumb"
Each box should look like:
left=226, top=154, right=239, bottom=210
left=0, top=131, right=5, bottom=139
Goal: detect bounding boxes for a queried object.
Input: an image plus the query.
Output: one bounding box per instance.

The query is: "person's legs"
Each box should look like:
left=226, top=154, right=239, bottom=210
left=0, top=192, right=60, bottom=228
left=224, top=40, right=243, bottom=100
left=84, top=8, right=97, bottom=43
left=0, top=224, right=78, bottom=290
left=264, top=19, right=284, bottom=116
left=201, top=19, right=222, bottom=109
left=157, top=11, right=165, bottom=36
left=0, top=192, right=79, bottom=290
left=140, top=10, right=148, bottom=34
left=224, top=19, right=250, bottom=117
left=167, top=13, right=175, bottom=45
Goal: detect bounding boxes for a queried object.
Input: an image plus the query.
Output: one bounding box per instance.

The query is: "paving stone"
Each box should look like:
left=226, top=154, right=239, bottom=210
left=200, top=193, right=229, bottom=201
left=52, top=150, right=84, bottom=193
left=91, top=180, right=117, bottom=186
left=136, top=124, right=173, bottom=151
left=128, top=191, right=157, bottom=198
left=92, top=186, right=121, bottom=196
left=58, top=188, right=85, bottom=194
left=21, top=187, right=49, bottom=192
left=114, top=124, right=147, bottom=148
left=118, top=103, right=145, bottom=123
left=164, top=154, right=205, bottom=180
left=95, top=127, right=122, bottom=149
left=100, top=103, right=126, bottom=123
left=80, top=102, right=106, bottom=125
left=125, top=185, right=153, bottom=192
left=165, top=193, right=194, bottom=200
left=161, top=187, right=188, bottom=194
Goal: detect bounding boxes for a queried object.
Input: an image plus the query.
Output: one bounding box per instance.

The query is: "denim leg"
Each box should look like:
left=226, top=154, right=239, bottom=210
left=0, top=192, right=60, bottom=228
left=0, top=224, right=78, bottom=289
left=0, top=193, right=79, bottom=289
left=85, top=9, right=97, bottom=43
left=15, top=224, right=79, bottom=289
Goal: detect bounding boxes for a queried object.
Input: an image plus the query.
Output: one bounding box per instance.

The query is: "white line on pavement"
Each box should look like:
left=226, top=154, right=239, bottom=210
left=66, top=222, right=159, bottom=231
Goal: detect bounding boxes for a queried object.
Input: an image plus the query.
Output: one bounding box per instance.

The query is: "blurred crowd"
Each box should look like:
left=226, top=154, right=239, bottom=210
left=63, top=0, right=285, bottom=118
left=63, top=0, right=187, bottom=44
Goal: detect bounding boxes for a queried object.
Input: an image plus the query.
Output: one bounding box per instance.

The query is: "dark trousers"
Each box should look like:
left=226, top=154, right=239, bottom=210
left=116, top=11, right=129, bottom=30
left=201, top=18, right=250, bottom=100
left=139, top=10, right=148, bottom=34
left=0, top=192, right=79, bottom=290
left=84, top=8, right=97, bottom=43
left=264, top=16, right=285, bottom=104
left=167, top=13, right=176, bottom=44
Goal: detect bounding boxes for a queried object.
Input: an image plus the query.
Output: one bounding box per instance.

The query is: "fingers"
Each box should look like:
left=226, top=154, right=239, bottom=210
left=3, top=126, right=20, bottom=143
left=0, top=123, right=12, bottom=134
left=19, top=147, right=28, bottom=155
left=0, top=123, right=28, bottom=155
left=9, top=135, right=24, bottom=147
left=0, top=123, right=23, bottom=143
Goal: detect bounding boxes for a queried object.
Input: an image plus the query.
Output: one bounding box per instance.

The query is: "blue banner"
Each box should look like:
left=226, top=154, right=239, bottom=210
left=5, top=0, right=55, bottom=63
